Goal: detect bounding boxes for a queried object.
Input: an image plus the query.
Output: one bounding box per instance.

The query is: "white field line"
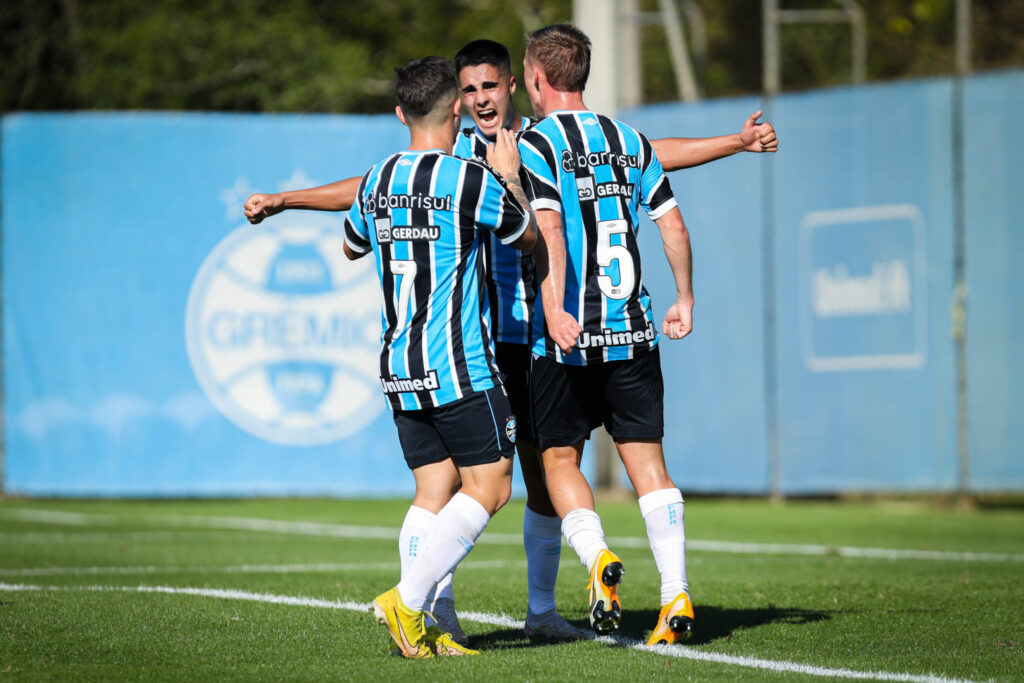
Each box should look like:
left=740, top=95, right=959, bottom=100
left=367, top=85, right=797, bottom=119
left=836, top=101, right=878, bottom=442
left=0, top=559, right=524, bottom=577
left=3, top=508, right=1022, bottom=563
left=0, top=509, right=118, bottom=525
left=0, top=582, right=978, bottom=683
left=0, top=531, right=282, bottom=544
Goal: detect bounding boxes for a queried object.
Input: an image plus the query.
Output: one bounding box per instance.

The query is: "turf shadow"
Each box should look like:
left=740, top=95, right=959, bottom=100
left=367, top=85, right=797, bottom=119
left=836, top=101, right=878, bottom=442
left=469, top=627, right=555, bottom=651
left=617, top=605, right=831, bottom=646
left=469, top=605, right=830, bottom=650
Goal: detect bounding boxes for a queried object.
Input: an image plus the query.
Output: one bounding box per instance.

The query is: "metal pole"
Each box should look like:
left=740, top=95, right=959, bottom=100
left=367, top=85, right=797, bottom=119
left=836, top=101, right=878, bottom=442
left=763, top=0, right=780, bottom=95
left=953, top=0, right=971, bottom=502
left=658, top=0, right=700, bottom=102
left=682, top=0, right=707, bottom=92
left=956, top=0, right=971, bottom=74
left=848, top=3, right=867, bottom=83
left=0, top=116, right=4, bottom=495
left=761, top=0, right=781, bottom=499
left=573, top=0, right=619, bottom=117
left=619, top=0, right=643, bottom=109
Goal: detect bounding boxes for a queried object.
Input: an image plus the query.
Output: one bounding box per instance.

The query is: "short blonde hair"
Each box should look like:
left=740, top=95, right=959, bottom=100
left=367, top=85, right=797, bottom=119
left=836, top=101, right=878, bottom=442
left=525, top=23, right=591, bottom=92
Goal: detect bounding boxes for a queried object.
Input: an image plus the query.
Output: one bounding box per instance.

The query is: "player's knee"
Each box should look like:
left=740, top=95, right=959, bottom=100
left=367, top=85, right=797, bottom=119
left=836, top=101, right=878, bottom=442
left=411, top=490, right=453, bottom=513
left=494, top=478, right=513, bottom=512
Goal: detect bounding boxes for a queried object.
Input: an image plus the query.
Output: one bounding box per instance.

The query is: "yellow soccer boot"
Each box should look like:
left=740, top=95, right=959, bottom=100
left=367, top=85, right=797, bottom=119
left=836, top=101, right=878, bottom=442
left=645, top=591, right=694, bottom=645
left=587, top=549, right=625, bottom=635
left=371, top=587, right=433, bottom=659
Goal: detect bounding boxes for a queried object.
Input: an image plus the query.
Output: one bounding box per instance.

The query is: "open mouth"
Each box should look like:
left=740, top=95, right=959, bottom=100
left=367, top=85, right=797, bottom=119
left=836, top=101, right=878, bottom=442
left=477, top=108, right=498, bottom=126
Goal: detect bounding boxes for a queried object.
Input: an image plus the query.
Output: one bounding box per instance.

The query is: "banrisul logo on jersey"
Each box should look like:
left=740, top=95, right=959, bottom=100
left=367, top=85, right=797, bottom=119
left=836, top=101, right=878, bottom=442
left=186, top=214, right=383, bottom=445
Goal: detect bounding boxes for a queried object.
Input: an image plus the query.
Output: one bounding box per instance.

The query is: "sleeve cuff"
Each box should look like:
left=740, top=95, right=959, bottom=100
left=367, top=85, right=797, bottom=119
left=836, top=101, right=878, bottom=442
left=647, top=197, right=678, bottom=221
left=499, top=213, right=531, bottom=246
left=530, top=198, right=562, bottom=214
left=344, top=234, right=371, bottom=254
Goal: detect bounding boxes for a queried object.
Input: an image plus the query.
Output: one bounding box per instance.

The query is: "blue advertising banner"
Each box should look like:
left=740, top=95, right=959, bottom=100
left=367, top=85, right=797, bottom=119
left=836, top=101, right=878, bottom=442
left=771, top=79, right=958, bottom=492
left=3, top=72, right=1021, bottom=496
left=2, top=112, right=423, bottom=496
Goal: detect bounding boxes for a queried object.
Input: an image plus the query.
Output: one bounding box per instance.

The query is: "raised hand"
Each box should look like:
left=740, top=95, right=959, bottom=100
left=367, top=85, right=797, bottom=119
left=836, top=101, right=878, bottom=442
left=738, top=111, right=778, bottom=153
left=243, top=193, right=285, bottom=224
left=485, top=128, right=522, bottom=180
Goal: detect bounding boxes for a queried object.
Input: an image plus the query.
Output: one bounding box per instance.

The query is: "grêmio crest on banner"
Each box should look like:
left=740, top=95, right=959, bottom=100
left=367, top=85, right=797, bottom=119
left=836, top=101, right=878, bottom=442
left=186, top=176, right=384, bottom=445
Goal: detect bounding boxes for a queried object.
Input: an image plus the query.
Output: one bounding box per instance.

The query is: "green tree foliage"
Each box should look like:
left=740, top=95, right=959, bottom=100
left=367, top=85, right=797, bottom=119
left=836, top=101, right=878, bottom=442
left=639, top=0, right=1023, bottom=102
left=0, top=0, right=570, bottom=112
left=1, top=0, right=1021, bottom=113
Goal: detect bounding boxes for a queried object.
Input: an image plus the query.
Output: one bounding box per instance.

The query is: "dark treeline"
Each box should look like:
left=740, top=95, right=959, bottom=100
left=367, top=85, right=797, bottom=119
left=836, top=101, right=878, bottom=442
left=2, top=0, right=1021, bottom=113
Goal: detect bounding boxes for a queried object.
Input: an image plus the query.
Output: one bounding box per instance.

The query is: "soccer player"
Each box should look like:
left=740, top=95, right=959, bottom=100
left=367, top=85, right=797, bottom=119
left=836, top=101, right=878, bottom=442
left=344, top=55, right=536, bottom=658
left=517, top=23, right=696, bottom=646
left=243, top=39, right=778, bottom=643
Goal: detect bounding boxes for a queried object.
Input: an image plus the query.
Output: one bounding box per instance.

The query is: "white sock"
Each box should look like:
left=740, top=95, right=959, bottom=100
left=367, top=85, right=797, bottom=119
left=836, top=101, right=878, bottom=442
left=523, top=507, right=562, bottom=615
left=396, top=505, right=455, bottom=609
left=561, top=508, right=608, bottom=572
left=397, top=493, right=491, bottom=611
left=398, top=506, right=435, bottom=580
left=638, top=488, right=688, bottom=605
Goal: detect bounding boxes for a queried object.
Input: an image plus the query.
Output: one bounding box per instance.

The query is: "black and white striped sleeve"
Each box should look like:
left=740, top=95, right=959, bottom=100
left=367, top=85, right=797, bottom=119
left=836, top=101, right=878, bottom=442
left=518, top=129, right=562, bottom=214
left=639, top=134, right=678, bottom=220
left=343, top=173, right=372, bottom=254
left=479, top=167, right=530, bottom=245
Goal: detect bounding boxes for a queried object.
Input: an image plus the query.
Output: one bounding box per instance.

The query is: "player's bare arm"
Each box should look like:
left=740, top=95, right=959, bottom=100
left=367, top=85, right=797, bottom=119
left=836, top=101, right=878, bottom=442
left=533, top=208, right=582, bottom=353
left=243, top=176, right=361, bottom=224
left=651, top=110, right=779, bottom=173
left=486, top=128, right=537, bottom=249
left=654, top=206, right=693, bottom=340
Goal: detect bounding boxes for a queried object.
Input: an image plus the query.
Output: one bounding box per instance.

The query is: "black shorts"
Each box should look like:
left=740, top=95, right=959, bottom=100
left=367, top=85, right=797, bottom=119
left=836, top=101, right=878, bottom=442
left=495, top=342, right=534, bottom=442
left=530, top=347, right=664, bottom=450
left=393, top=385, right=517, bottom=470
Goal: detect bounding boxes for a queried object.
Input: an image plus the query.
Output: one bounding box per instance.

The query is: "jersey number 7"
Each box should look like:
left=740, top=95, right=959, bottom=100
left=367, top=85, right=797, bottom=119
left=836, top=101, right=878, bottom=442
left=389, top=259, right=418, bottom=331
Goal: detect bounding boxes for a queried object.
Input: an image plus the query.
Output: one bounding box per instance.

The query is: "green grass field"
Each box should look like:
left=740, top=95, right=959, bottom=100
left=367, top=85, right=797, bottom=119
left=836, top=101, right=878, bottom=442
left=1, top=497, right=1021, bottom=681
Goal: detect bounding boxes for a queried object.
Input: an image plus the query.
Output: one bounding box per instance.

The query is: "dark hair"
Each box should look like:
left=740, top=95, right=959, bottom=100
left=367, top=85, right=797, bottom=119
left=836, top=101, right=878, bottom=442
left=394, top=56, right=457, bottom=120
left=454, top=39, right=512, bottom=77
left=525, top=23, right=591, bottom=92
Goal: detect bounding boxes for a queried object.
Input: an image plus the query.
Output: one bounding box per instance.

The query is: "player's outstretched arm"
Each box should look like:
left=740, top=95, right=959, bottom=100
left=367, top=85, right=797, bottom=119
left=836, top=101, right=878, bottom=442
left=651, top=110, right=779, bottom=172
left=487, top=128, right=537, bottom=251
left=243, top=176, right=361, bottom=224
left=654, top=206, right=694, bottom=340
left=532, top=209, right=581, bottom=353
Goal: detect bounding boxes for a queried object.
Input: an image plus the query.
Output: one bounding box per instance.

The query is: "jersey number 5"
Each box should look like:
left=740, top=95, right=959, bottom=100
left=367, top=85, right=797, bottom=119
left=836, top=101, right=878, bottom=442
left=389, top=259, right=418, bottom=331
left=596, top=219, right=635, bottom=300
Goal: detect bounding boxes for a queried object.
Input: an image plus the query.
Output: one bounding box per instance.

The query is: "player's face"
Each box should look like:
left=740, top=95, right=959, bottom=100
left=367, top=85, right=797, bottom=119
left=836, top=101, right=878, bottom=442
left=458, top=63, right=516, bottom=140
left=522, top=55, right=544, bottom=118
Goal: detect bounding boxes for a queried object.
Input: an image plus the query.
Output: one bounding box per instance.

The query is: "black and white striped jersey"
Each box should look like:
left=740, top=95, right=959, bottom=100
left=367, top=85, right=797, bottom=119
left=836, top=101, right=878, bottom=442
left=520, top=110, right=678, bottom=366
left=453, top=117, right=537, bottom=345
left=344, top=149, right=530, bottom=410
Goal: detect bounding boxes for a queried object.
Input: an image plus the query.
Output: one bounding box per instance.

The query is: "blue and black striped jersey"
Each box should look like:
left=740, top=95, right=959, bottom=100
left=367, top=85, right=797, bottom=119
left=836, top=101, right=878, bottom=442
left=344, top=149, right=530, bottom=411
left=520, top=110, right=678, bottom=366
left=452, top=117, right=537, bottom=345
